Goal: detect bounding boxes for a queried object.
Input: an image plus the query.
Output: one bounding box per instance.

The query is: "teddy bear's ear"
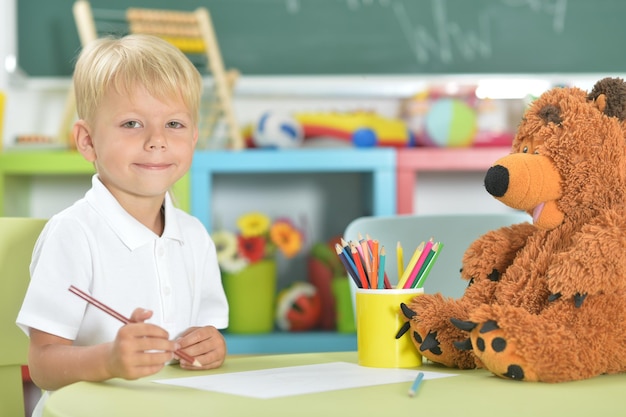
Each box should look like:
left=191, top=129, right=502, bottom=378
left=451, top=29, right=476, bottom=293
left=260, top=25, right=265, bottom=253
left=587, top=77, right=626, bottom=120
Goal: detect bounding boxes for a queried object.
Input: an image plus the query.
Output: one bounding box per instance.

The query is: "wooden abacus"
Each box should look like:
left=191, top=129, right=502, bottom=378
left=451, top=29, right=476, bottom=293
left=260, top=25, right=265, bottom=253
left=60, top=1, right=243, bottom=150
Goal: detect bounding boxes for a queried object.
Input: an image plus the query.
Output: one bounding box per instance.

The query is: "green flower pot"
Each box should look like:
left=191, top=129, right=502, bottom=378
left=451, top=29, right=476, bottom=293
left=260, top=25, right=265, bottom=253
left=222, top=259, right=277, bottom=334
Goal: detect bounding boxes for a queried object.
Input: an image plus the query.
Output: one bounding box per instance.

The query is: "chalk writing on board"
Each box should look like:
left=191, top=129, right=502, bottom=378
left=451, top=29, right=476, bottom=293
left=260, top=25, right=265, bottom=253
left=392, top=0, right=491, bottom=65
left=502, top=0, right=567, bottom=33
left=393, top=0, right=567, bottom=66
left=286, top=0, right=567, bottom=67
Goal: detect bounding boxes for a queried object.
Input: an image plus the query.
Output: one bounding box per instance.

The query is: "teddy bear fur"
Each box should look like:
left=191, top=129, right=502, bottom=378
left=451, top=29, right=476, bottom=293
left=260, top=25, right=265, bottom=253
left=399, top=77, right=626, bottom=382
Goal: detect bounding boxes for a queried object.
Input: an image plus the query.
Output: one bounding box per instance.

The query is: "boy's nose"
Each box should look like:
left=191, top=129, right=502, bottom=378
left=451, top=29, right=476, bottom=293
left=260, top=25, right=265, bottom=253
left=146, top=132, right=167, bottom=150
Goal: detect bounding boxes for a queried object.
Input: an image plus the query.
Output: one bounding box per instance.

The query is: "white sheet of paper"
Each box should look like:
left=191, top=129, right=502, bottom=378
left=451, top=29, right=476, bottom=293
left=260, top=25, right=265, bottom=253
left=153, top=361, right=456, bottom=399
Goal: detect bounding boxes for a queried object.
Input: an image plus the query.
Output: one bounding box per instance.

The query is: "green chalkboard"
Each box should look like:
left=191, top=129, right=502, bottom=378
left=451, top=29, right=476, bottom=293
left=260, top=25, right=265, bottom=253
left=17, top=0, right=626, bottom=77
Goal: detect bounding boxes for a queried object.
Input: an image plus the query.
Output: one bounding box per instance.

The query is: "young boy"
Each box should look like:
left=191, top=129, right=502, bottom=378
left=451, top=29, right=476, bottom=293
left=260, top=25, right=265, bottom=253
left=17, top=34, right=229, bottom=415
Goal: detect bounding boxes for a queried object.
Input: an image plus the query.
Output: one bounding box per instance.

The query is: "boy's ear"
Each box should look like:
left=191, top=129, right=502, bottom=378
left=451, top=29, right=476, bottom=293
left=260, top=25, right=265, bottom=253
left=192, top=125, right=199, bottom=148
left=73, top=120, right=96, bottom=162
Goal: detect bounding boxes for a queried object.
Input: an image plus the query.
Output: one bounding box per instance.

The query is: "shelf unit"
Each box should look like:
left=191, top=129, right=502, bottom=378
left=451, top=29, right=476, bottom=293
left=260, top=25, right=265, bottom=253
left=0, top=150, right=189, bottom=216
left=0, top=151, right=94, bottom=216
left=190, top=148, right=396, bottom=353
left=395, top=147, right=511, bottom=214
left=190, top=148, right=397, bottom=231
left=224, top=331, right=357, bottom=355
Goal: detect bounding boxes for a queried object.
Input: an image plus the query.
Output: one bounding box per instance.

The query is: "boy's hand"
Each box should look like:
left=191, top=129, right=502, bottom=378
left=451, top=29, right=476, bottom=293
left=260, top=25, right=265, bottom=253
left=175, top=326, right=226, bottom=370
left=107, top=308, right=175, bottom=380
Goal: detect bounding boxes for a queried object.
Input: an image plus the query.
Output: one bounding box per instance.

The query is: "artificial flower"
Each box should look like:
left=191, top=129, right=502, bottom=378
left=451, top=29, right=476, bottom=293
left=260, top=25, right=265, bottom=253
left=213, top=230, right=238, bottom=264
left=237, top=212, right=271, bottom=238
left=215, top=211, right=305, bottom=274
left=220, top=256, right=249, bottom=274
left=238, top=235, right=267, bottom=263
left=213, top=230, right=250, bottom=273
left=270, top=219, right=303, bottom=258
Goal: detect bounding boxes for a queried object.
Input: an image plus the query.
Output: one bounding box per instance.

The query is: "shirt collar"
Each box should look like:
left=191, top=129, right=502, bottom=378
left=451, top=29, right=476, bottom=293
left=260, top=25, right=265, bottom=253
left=85, top=175, right=184, bottom=250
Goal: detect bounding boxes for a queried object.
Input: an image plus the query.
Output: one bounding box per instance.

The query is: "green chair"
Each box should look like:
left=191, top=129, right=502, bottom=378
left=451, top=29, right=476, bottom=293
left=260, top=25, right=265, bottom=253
left=0, top=217, right=47, bottom=417
left=343, top=212, right=530, bottom=305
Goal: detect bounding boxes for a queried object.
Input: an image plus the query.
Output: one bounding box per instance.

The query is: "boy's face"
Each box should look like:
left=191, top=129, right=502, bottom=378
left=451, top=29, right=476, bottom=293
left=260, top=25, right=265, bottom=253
left=75, top=84, right=198, bottom=207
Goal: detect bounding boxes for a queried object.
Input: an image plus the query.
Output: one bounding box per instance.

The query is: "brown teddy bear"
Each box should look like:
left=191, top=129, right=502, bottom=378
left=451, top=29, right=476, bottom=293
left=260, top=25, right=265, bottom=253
left=398, top=77, right=626, bottom=382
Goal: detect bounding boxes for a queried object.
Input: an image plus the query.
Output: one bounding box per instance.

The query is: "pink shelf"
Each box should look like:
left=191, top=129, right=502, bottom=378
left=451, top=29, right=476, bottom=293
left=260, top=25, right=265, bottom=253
left=396, top=147, right=511, bottom=214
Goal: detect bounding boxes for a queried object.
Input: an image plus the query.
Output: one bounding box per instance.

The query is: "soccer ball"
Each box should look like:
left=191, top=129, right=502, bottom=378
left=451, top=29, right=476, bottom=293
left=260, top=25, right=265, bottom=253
left=253, top=112, right=304, bottom=148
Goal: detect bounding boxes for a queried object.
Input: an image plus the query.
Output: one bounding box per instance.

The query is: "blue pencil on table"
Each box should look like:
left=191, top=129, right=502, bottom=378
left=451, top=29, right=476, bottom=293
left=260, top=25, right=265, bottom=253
left=408, top=371, right=424, bottom=397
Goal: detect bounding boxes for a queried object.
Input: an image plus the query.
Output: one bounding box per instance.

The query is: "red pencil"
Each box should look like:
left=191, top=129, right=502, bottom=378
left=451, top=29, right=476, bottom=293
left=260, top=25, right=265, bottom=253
left=350, top=244, right=369, bottom=289
left=68, top=285, right=201, bottom=367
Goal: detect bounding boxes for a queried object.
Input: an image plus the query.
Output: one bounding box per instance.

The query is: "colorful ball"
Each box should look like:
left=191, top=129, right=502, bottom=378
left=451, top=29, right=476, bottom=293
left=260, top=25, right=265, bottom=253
left=352, top=128, right=377, bottom=147
left=253, top=112, right=304, bottom=148
left=421, top=98, right=477, bottom=147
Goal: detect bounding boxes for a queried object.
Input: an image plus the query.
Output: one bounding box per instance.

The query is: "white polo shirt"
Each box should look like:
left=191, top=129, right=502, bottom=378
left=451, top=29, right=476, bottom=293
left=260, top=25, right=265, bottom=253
left=17, top=174, right=228, bottom=345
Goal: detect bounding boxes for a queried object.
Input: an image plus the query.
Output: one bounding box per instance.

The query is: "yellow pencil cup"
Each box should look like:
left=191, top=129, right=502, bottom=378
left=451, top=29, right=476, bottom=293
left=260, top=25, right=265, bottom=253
left=356, top=288, right=423, bottom=368
left=222, top=259, right=277, bottom=334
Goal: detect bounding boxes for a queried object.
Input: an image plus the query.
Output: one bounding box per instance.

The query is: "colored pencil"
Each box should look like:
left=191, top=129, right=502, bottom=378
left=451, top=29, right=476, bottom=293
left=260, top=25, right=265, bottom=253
left=68, top=285, right=201, bottom=367
left=351, top=244, right=369, bottom=289
left=358, top=234, right=373, bottom=281
left=377, top=246, right=386, bottom=289
left=383, top=272, right=392, bottom=289
left=403, top=238, right=434, bottom=289
left=340, top=241, right=359, bottom=279
left=396, top=241, right=405, bottom=278
left=408, top=371, right=425, bottom=397
left=409, top=242, right=437, bottom=288
left=415, top=242, right=444, bottom=289
left=335, top=243, right=362, bottom=288
left=396, top=241, right=425, bottom=289
left=354, top=242, right=367, bottom=277
left=370, top=239, right=379, bottom=290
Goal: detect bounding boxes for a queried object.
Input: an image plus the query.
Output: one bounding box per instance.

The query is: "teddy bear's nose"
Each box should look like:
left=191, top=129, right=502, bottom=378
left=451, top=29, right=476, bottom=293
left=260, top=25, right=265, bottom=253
left=484, top=165, right=509, bottom=197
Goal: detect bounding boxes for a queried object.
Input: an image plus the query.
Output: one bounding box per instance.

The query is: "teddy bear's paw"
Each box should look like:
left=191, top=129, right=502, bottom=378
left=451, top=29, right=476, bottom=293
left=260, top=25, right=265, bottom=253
left=398, top=303, right=476, bottom=369
left=548, top=291, right=588, bottom=308
left=468, top=320, right=539, bottom=382
left=397, top=303, right=443, bottom=359
left=462, top=267, right=501, bottom=286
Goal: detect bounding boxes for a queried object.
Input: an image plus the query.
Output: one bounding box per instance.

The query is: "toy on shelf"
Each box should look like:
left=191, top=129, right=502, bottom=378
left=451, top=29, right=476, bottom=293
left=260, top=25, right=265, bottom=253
left=421, top=98, right=477, bottom=147
left=252, top=112, right=304, bottom=149
left=400, top=84, right=517, bottom=148
left=244, top=111, right=415, bottom=149
left=295, top=111, right=415, bottom=148
left=70, top=1, right=243, bottom=150
left=275, top=282, right=321, bottom=331
left=307, top=241, right=342, bottom=330
left=10, top=134, right=62, bottom=149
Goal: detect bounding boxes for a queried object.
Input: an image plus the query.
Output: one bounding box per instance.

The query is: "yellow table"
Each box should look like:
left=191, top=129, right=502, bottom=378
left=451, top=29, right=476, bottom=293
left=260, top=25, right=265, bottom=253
left=43, top=351, right=625, bottom=417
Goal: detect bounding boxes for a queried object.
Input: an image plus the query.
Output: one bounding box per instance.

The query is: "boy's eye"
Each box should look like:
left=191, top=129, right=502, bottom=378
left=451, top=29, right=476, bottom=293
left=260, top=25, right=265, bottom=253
left=122, top=121, right=141, bottom=128
left=167, top=121, right=184, bottom=128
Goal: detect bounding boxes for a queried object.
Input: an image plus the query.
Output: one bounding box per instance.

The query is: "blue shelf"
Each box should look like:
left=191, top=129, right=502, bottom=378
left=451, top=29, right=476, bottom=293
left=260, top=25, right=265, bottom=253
left=224, top=331, right=357, bottom=355
left=190, top=148, right=396, bottom=231
left=190, top=148, right=394, bottom=353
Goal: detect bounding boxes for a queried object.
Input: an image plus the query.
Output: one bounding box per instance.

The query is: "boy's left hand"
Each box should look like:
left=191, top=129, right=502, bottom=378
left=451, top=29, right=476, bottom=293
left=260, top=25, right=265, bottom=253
left=175, top=326, right=226, bottom=370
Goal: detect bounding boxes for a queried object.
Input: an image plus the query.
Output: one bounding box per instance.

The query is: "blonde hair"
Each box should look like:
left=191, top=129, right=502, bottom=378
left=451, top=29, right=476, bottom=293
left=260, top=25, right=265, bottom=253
left=73, top=34, right=202, bottom=124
